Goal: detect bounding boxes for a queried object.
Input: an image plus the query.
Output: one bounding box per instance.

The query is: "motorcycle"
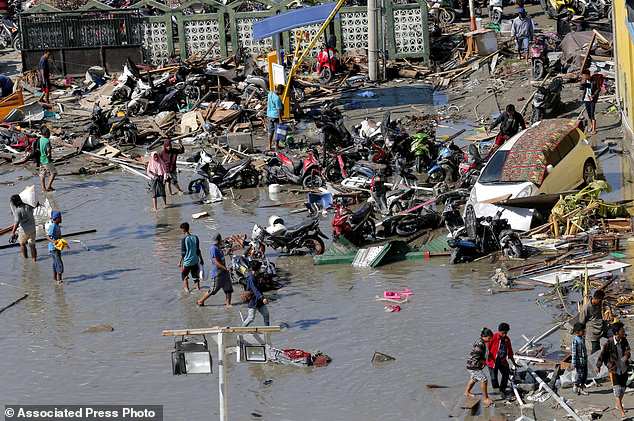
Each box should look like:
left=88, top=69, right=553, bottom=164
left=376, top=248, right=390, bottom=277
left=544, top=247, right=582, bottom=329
left=541, top=0, right=579, bottom=18
left=576, top=0, right=611, bottom=19
left=488, top=0, right=503, bottom=23
left=323, top=143, right=365, bottom=182
left=529, top=34, right=560, bottom=80
left=88, top=105, right=138, bottom=145
left=331, top=199, right=377, bottom=245
left=0, top=18, right=19, bottom=50
left=228, top=253, right=278, bottom=291
left=316, top=44, right=338, bottom=84
left=428, top=0, right=456, bottom=26
left=457, top=144, right=485, bottom=188
left=410, top=132, right=437, bottom=174
left=531, top=77, right=563, bottom=123
left=188, top=150, right=260, bottom=197
left=266, top=149, right=324, bottom=188
left=427, top=140, right=462, bottom=183
left=251, top=216, right=327, bottom=255
left=447, top=205, right=525, bottom=264
left=315, top=103, right=353, bottom=150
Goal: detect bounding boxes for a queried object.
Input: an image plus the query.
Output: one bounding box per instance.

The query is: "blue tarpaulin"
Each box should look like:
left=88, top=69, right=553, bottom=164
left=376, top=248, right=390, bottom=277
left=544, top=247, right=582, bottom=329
left=252, top=2, right=340, bottom=40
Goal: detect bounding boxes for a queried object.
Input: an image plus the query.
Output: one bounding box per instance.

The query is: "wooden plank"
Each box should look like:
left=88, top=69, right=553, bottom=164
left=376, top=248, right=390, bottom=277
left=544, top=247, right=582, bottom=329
left=0, top=293, right=28, bottom=314
left=162, top=326, right=282, bottom=336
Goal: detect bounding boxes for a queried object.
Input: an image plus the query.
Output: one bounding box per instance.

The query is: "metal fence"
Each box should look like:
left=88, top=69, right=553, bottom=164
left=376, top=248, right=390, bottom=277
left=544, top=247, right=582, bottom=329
left=20, top=0, right=429, bottom=67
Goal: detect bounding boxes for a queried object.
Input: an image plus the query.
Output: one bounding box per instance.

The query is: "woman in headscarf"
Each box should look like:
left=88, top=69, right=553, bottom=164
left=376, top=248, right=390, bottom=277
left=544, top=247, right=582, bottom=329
left=160, top=139, right=184, bottom=195
left=147, top=152, right=167, bottom=211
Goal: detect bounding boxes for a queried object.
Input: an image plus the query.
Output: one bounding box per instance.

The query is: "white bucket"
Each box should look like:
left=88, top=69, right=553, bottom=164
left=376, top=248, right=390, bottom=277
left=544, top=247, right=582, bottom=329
left=269, top=184, right=282, bottom=194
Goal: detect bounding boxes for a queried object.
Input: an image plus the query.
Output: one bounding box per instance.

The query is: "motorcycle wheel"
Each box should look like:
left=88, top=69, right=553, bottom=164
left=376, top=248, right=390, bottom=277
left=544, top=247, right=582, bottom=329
left=532, top=60, right=545, bottom=80
left=125, top=129, right=137, bottom=145
left=439, top=8, right=455, bottom=25
left=325, top=164, right=343, bottom=182
left=441, top=164, right=456, bottom=182
left=532, top=107, right=543, bottom=124
left=361, top=220, right=376, bottom=240
left=577, top=1, right=586, bottom=15
left=302, top=173, right=324, bottom=189
left=12, top=35, right=20, bottom=51
left=395, top=216, right=422, bottom=237
left=239, top=169, right=260, bottom=188
left=299, top=236, right=325, bottom=256
left=293, top=86, right=305, bottom=102
left=509, top=238, right=524, bottom=258
left=319, top=68, right=333, bottom=85
left=492, top=9, right=502, bottom=24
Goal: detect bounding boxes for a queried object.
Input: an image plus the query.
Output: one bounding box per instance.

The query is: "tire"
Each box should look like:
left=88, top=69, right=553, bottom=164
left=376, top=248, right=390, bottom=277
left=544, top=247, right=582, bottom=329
left=509, top=239, right=524, bottom=258
left=395, top=216, right=422, bottom=236
left=302, top=173, right=324, bottom=189
left=545, top=2, right=557, bottom=18
left=532, top=107, right=543, bottom=124
left=361, top=220, right=376, bottom=239
left=439, top=8, right=455, bottom=25
left=299, top=236, right=325, bottom=255
left=293, top=86, right=305, bottom=102
left=532, top=60, right=545, bottom=80
left=12, top=35, right=20, bottom=51
left=441, top=164, right=456, bottom=182
left=239, top=169, right=260, bottom=188
left=492, top=9, right=502, bottom=24
left=319, top=68, right=333, bottom=84
left=577, top=1, right=586, bottom=16
left=582, top=160, right=596, bottom=186
left=325, top=163, right=343, bottom=182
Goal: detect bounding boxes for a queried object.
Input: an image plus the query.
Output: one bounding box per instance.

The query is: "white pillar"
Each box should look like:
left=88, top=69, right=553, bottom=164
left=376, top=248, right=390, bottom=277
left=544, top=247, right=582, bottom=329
left=217, top=333, right=228, bottom=421
left=368, top=0, right=378, bottom=81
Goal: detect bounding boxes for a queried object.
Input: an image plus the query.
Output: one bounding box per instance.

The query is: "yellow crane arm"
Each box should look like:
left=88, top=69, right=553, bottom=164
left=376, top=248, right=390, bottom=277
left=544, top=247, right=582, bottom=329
left=281, top=0, right=347, bottom=104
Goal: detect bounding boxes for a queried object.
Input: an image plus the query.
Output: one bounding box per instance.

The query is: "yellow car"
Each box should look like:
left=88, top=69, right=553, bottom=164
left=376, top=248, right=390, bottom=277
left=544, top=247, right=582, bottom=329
left=467, top=119, right=599, bottom=231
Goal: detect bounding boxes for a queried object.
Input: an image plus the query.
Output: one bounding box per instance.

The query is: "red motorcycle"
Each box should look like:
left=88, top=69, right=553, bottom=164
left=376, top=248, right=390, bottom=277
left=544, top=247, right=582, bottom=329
left=275, top=148, right=324, bottom=188
left=316, top=45, right=338, bottom=84
left=331, top=200, right=376, bottom=246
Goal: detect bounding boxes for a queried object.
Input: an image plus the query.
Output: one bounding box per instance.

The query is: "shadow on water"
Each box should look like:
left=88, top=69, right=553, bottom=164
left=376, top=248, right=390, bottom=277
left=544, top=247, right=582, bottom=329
left=341, top=85, right=448, bottom=110
left=288, top=317, right=338, bottom=330
left=64, top=268, right=139, bottom=284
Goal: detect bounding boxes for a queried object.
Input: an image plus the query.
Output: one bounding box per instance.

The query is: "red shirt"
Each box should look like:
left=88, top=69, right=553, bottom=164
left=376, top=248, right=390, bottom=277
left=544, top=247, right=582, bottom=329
left=486, top=332, right=514, bottom=368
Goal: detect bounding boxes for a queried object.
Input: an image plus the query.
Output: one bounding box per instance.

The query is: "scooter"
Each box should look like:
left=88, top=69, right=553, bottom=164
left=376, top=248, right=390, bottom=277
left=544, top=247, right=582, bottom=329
left=331, top=199, right=377, bottom=245
left=88, top=105, right=138, bottom=145
left=576, top=0, right=610, bottom=18
left=251, top=215, right=328, bottom=255
left=316, top=44, right=338, bottom=84
left=270, top=149, right=324, bottom=188
left=0, top=18, right=19, bottom=50
left=447, top=206, right=524, bottom=264
left=410, top=132, right=437, bottom=174
left=529, top=34, right=555, bottom=80
left=541, top=0, right=579, bottom=18
left=314, top=103, right=353, bottom=150
left=188, top=150, right=260, bottom=196
left=531, top=77, right=563, bottom=123
left=427, top=141, right=462, bottom=183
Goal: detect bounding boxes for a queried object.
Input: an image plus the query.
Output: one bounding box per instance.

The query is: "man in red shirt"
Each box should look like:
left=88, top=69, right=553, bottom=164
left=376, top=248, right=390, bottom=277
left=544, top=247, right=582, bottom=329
left=486, top=322, right=517, bottom=398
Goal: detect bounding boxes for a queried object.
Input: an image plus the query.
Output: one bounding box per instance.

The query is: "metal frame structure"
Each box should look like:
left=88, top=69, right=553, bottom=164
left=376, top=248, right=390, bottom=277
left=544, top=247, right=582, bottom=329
left=20, top=0, right=429, bottom=67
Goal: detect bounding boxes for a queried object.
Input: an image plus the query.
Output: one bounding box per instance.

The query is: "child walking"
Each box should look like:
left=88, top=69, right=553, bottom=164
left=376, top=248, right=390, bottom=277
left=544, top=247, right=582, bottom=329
left=571, top=322, right=589, bottom=395
left=465, top=327, right=494, bottom=407
left=47, top=211, right=64, bottom=285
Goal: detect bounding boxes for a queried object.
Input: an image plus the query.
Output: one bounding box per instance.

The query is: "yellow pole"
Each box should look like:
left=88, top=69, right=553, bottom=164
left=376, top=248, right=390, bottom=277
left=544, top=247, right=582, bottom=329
left=281, top=0, right=347, bottom=104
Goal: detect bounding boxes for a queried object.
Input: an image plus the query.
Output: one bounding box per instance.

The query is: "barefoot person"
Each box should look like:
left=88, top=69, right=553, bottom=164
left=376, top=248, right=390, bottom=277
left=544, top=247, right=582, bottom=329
left=241, top=261, right=270, bottom=327
left=9, top=194, right=37, bottom=261
left=465, top=328, right=494, bottom=407
left=197, top=233, right=233, bottom=307
left=160, top=139, right=184, bottom=195
left=597, top=322, right=630, bottom=418
left=46, top=211, right=64, bottom=285
left=178, top=222, right=201, bottom=293
left=146, top=152, right=167, bottom=212
left=486, top=323, right=517, bottom=399
left=39, top=127, right=57, bottom=192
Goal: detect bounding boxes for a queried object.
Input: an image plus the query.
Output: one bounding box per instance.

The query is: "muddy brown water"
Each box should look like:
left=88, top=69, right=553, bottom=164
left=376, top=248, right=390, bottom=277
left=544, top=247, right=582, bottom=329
left=0, top=168, right=562, bottom=420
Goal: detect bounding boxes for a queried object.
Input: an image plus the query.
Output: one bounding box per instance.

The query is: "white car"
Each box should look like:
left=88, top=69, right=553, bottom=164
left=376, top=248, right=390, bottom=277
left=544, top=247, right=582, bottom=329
left=466, top=119, right=599, bottom=231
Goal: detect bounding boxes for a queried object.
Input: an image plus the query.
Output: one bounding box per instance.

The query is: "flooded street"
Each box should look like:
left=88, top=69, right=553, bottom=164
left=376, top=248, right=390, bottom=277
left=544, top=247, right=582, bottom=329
left=0, top=170, right=559, bottom=420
